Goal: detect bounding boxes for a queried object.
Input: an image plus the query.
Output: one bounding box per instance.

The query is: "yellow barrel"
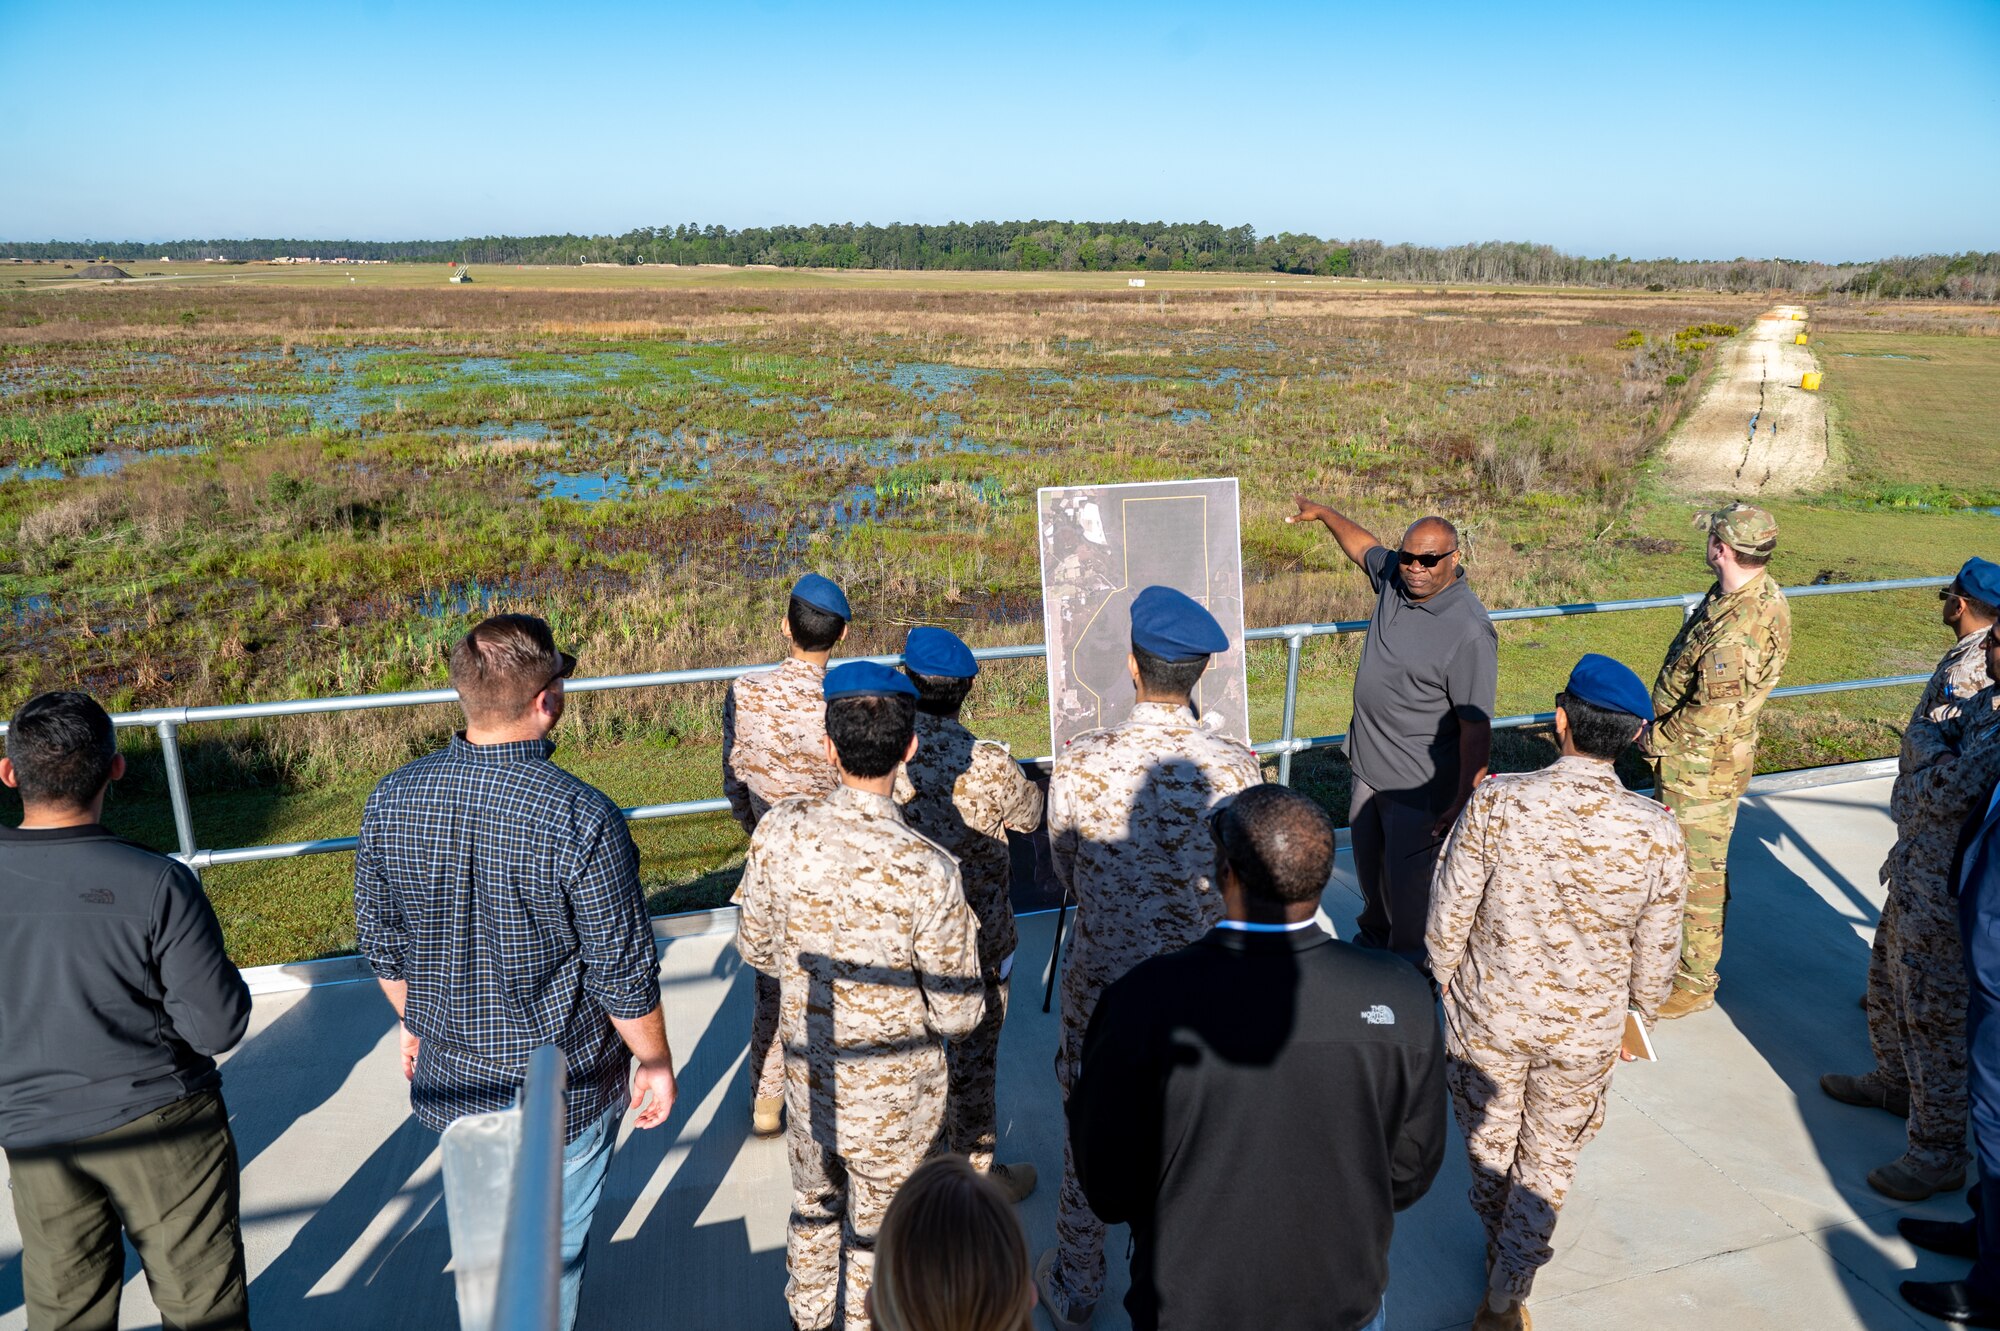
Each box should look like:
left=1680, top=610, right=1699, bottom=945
left=1795, top=332, right=1809, bottom=345
left=1801, top=372, right=1823, bottom=391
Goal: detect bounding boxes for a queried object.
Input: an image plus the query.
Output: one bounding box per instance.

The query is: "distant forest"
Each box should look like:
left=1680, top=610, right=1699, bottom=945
left=6, top=222, right=1996, bottom=299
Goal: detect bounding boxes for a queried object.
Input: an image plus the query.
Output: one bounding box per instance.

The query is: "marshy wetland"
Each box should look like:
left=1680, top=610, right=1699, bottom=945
left=2, top=270, right=1996, bottom=962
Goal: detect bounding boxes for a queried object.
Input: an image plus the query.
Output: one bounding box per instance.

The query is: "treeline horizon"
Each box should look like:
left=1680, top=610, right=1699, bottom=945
left=6, top=221, right=1996, bottom=299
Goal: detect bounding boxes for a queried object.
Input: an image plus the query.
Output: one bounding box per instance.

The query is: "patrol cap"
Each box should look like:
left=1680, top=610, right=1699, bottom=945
left=822, top=661, right=918, bottom=701
left=1955, top=557, right=2000, bottom=607
left=1563, top=653, right=1654, bottom=722
left=1693, top=502, right=1778, bottom=556
left=1129, top=586, right=1229, bottom=662
left=789, top=573, right=851, bottom=621
left=903, top=626, right=979, bottom=679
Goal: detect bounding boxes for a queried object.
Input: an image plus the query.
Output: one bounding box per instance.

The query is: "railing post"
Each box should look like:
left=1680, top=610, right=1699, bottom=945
left=1277, top=630, right=1305, bottom=786
left=155, top=720, right=199, bottom=871
left=494, top=1046, right=568, bottom=1331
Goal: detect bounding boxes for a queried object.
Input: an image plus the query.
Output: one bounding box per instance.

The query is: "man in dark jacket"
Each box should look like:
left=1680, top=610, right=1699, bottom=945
left=0, top=691, right=253, bottom=1331
left=1067, top=782, right=1447, bottom=1331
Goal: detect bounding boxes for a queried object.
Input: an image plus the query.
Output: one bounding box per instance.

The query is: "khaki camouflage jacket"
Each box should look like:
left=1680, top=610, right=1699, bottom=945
left=721, top=658, right=836, bottom=835
left=1428, top=757, right=1690, bottom=1059
left=1049, top=702, right=1261, bottom=998
left=1892, top=631, right=1995, bottom=826
left=1897, top=685, right=2000, bottom=834
left=1650, top=571, right=1791, bottom=761
left=734, top=782, right=985, bottom=1167
left=894, top=712, right=1043, bottom=974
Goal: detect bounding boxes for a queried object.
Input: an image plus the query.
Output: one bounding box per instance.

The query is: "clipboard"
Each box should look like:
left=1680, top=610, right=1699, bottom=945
left=1622, top=1009, right=1657, bottom=1062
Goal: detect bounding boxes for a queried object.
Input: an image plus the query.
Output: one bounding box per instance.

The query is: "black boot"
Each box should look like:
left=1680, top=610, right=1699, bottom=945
left=1901, top=1280, right=2000, bottom=1328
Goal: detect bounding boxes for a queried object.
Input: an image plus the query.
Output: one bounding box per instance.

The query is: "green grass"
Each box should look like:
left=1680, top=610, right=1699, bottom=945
left=1, top=287, right=1992, bottom=966
left=1816, top=331, right=2000, bottom=502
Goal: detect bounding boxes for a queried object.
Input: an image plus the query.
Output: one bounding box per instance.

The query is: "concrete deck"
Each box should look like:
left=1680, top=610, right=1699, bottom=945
left=0, top=766, right=1971, bottom=1329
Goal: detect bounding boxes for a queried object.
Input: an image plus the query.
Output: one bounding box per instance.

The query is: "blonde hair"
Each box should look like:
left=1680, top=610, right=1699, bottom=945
left=872, top=1156, right=1033, bottom=1331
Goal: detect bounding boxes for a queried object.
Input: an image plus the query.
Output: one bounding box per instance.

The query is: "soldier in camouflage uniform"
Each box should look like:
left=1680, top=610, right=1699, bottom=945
left=1824, top=570, right=2000, bottom=1201
left=1428, top=655, right=1689, bottom=1331
left=734, top=661, right=986, bottom=1331
left=894, top=627, right=1044, bottom=1198
left=1036, top=586, right=1262, bottom=1330
left=1649, top=503, right=1791, bottom=1019
left=723, top=573, right=851, bottom=1136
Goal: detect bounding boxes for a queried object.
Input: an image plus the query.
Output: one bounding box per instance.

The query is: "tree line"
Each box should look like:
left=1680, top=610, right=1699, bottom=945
left=5, top=223, right=1995, bottom=299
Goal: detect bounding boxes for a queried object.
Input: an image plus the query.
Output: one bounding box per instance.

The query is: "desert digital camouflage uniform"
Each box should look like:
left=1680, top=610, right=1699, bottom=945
left=1045, top=701, right=1261, bottom=1310
left=894, top=711, right=1044, bottom=1173
left=1427, top=757, right=1690, bottom=1298
left=722, top=657, right=838, bottom=1103
left=1650, top=551, right=1791, bottom=995
left=734, top=783, right=986, bottom=1331
left=1863, top=673, right=2000, bottom=1172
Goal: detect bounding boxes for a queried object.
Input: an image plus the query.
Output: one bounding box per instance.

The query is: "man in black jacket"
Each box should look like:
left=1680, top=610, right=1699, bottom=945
left=0, top=691, right=253, bottom=1331
left=1067, top=782, right=1448, bottom=1331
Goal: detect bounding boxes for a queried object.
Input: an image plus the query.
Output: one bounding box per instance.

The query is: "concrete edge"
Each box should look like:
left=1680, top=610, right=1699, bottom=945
left=236, top=758, right=1900, bottom=997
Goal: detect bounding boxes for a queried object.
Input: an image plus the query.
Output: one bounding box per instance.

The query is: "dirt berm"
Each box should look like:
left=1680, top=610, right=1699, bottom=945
left=1658, top=305, right=1826, bottom=496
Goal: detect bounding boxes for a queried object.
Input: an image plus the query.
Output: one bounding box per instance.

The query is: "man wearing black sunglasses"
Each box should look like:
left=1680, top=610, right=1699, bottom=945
left=1289, top=496, right=1497, bottom=966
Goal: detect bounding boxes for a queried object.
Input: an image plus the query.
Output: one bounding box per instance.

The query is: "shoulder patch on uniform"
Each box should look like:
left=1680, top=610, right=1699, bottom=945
left=1361, top=1004, right=1395, bottom=1026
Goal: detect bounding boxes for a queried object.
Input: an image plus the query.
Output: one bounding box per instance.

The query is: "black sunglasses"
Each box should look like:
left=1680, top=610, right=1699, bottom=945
left=1396, top=547, right=1458, bottom=568
left=539, top=651, right=579, bottom=696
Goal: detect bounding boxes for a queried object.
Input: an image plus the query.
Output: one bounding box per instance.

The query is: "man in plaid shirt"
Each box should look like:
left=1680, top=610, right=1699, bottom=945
left=356, top=613, right=678, bottom=1331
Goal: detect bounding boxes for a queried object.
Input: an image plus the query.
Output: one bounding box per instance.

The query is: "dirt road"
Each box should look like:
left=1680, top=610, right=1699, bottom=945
left=1659, top=305, right=1827, bottom=495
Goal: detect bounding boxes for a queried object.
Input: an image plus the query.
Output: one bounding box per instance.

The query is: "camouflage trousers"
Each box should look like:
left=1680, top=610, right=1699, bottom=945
left=785, top=1129, right=927, bottom=1331
left=1866, top=873, right=1971, bottom=1171
left=1658, top=763, right=1746, bottom=995
left=751, top=971, right=786, bottom=1102
left=1050, top=958, right=1119, bottom=1309
left=946, top=974, right=1009, bottom=1174
left=1445, top=1031, right=1616, bottom=1299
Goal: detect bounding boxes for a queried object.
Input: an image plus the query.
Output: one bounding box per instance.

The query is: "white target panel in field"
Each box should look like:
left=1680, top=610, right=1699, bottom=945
left=1036, top=477, right=1249, bottom=754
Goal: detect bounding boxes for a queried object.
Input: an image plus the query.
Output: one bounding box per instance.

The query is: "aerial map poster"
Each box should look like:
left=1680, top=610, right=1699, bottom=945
left=1037, top=478, right=1250, bottom=754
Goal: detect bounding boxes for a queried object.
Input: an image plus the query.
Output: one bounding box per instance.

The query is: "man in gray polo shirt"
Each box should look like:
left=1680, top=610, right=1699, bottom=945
left=1291, top=498, right=1498, bottom=964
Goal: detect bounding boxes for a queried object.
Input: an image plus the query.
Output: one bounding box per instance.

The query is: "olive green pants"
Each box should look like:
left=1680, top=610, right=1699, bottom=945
left=5, top=1090, right=248, bottom=1331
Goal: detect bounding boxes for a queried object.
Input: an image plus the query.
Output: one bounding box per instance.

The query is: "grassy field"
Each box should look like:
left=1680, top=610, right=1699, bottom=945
left=0, top=275, right=1994, bottom=964
left=1812, top=327, right=2000, bottom=502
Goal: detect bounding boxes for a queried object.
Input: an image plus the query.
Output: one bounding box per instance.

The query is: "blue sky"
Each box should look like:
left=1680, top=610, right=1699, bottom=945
left=2, top=0, right=1995, bottom=259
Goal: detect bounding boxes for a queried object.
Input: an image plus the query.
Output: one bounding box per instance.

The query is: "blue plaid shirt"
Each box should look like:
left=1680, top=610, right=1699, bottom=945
left=355, top=735, right=659, bottom=1142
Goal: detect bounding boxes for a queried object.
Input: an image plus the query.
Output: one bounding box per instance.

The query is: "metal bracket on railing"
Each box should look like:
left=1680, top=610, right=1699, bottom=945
left=1275, top=626, right=1310, bottom=786
left=155, top=721, right=199, bottom=873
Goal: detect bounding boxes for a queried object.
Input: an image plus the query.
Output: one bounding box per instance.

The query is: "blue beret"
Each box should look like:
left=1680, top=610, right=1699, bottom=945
left=1129, top=585, right=1229, bottom=662
left=823, top=661, right=917, bottom=701
left=903, top=626, right=979, bottom=679
left=790, top=573, right=851, bottom=621
left=1957, top=557, right=2000, bottom=608
left=1564, top=653, right=1653, bottom=721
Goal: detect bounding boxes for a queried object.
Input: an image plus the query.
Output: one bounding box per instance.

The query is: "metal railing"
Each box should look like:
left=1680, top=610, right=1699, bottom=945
left=438, top=1044, right=568, bottom=1331
left=0, top=575, right=1949, bottom=872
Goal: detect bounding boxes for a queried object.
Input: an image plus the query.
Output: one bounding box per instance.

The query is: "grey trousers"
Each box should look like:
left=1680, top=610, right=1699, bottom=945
left=1348, top=775, right=1446, bottom=964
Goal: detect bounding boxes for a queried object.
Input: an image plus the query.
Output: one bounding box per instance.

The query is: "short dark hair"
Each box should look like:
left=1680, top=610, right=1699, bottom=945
left=1558, top=691, right=1644, bottom=762
left=1733, top=549, right=1772, bottom=569
left=906, top=670, right=974, bottom=717
left=448, top=613, right=569, bottom=724
left=6, top=691, right=118, bottom=809
left=1955, top=587, right=1999, bottom=621
left=787, top=595, right=847, bottom=652
left=1130, top=643, right=1208, bottom=699
left=825, top=693, right=916, bottom=779
left=1212, top=784, right=1336, bottom=905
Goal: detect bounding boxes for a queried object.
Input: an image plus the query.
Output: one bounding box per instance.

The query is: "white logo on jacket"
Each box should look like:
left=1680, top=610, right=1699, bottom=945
left=1361, top=1004, right=1395, bottom=1026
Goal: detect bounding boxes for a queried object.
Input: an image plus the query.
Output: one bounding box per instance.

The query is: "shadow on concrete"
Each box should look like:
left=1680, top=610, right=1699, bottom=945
left=584, top=942, right=786, bottom=1327
left=1720, top=794, right=1919, bottom=1327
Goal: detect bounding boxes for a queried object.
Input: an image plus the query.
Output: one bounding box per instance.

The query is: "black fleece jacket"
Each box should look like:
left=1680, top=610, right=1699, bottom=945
left=1069, top=925, right=1447, bottom=1331
left=0, top=823, right=250, bottom=1149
